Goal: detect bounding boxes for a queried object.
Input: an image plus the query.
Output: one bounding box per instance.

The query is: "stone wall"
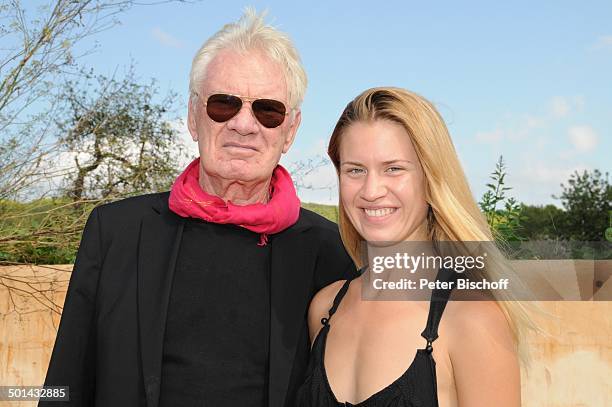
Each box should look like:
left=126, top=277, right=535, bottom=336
left=1, top=262, right=610, bottom=406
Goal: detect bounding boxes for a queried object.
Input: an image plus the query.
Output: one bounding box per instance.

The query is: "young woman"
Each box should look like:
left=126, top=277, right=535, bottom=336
left=296, top=88, right=528, bottom=407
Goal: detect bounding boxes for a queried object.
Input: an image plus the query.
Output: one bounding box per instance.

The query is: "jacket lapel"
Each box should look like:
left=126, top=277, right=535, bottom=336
left=137, top=193, right=185, bottom=407
left=268, top=211, right=314, bottom=407
left=137, top=197, right=314, bottom=407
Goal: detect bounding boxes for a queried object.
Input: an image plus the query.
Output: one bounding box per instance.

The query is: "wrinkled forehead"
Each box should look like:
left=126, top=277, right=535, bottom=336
left=200, top=49, right=288, bottom=102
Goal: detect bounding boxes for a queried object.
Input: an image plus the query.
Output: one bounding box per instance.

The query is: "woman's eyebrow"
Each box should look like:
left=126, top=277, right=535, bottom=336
left=382, top=159, right=414, bottom=165
left=341, top=159, right=414, bottom=166
left=340, top=161, right=363, bottom=167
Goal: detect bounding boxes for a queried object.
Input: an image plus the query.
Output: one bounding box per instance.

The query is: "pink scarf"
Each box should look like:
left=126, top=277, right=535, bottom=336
left=168, top=158, right=301, bottom=245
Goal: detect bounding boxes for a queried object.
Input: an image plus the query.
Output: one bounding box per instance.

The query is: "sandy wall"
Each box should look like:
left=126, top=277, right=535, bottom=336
left=1, top=261, right=611, bottom=406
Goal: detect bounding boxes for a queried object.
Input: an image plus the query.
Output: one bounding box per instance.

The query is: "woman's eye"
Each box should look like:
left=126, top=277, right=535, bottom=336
left=346, top=168, right=365, bottom=175
left=386, top=167, right=403, bottom=173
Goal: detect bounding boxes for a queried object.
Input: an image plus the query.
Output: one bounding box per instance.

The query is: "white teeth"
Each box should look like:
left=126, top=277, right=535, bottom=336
left=364, top=208, right=395, bottom=217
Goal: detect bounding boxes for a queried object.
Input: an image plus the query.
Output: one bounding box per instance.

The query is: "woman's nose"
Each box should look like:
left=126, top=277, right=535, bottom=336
left=360, top=173, right=387, bottom=201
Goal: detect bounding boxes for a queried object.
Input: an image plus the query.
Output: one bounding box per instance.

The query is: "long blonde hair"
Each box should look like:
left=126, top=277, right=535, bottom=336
left=328, top=87, right=534, bottom=363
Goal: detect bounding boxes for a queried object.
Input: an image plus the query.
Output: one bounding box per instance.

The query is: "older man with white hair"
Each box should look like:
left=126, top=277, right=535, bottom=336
left=41, top=10, right=356, bottom=407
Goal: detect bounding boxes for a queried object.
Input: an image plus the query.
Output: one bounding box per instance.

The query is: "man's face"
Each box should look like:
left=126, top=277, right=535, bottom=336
left=188, top=49, right=301, bottom=186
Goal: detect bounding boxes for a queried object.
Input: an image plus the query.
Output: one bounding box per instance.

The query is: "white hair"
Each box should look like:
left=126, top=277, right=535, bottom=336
left=189, top=8, right=307, bottom=109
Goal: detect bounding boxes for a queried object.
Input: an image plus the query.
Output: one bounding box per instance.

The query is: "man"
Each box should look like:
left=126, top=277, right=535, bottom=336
left=41, top=10, right=356, bottom=407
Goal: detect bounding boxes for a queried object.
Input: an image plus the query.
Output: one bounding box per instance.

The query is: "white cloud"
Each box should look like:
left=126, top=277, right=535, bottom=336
left=280, top=149, right=338, bottom=204
left=312, top=138, right=328, bottom=155
left=525, top=115, right=546, bottom=129
left=475, top=95, right=587, bottom=145
left=548, top=96, right=585, bottom=119
left=568, top=125, right=599, bottom=152
left=550, top=96, right=571, bottom=118
left=520, top=163, right=578, bottom=184
left=293, top=162, right=338, bottom=204
left=151, top=27, right=184, bottom=49
left=594, top=35, right=612, bottom=50
left=475, top=129, right=503, bottom=143
left=573, top=95, right=586, bottom=110
left=533, top=136, right=548, bottom=150
left=279, top=137, right=339, bottom=204
left=171, top=117, right=199, bottom=166
left=468, top=96, right=597, bottom=205
left=558, top=149, right=574, bottom=160
left=508, top=161, right=591, bottom=205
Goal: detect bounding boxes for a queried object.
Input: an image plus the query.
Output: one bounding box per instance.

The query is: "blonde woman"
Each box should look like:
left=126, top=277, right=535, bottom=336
left=296, top=88, right=528, bottom=406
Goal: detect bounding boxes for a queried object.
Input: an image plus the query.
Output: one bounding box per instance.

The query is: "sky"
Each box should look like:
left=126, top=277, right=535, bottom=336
left=34, top=0, right=612, bottom=205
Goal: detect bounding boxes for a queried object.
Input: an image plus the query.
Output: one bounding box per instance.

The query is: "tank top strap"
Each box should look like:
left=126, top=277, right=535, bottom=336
left=321, top=266, right=366, bottom=326
left=326, top=279, right=351, bottom=320
left=420, top=267, right=456, bottom=351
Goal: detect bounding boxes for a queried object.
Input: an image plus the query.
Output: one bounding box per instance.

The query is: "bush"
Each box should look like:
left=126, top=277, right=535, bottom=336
left=0, top=198, right=101, bottom=264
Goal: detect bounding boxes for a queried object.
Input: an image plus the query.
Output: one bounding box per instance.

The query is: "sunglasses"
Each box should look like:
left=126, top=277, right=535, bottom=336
left=197, top=93, right=289, bottom=128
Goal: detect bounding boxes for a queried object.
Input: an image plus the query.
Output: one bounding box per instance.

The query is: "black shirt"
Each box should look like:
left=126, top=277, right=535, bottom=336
left=160, top=219, right=271, bottom=406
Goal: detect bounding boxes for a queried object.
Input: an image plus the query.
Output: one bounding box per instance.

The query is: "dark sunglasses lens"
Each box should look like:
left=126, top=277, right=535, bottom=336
left=252, top=99, right=287, bottom=128
left=206, top=94, right=242, bottom=122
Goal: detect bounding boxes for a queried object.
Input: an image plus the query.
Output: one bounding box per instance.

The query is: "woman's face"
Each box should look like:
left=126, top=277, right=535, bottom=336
left=339, top=120, right=429, bottom=243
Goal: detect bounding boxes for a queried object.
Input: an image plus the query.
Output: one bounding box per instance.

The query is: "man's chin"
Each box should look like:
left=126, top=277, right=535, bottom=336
left=219, top=162, right=275, bottom=183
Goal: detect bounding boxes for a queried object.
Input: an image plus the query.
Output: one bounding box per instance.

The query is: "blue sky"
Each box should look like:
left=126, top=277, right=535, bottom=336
left=58, top=1, right=612, bottom=204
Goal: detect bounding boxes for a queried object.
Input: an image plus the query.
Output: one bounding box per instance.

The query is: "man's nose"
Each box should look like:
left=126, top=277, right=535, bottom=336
left=226, top=102, right=260, bottom=135
left=360, top=172, right=387, bottom=201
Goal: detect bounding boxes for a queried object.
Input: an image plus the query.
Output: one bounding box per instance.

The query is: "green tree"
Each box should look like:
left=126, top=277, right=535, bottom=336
left=0, top=0, right=190, bottom=271
left=520, top=204, right=565, bottom=240
left=479, top=156, right=524, bottom=242
left=555, top=169, right=611, bottom=241
left=0, top=0, right=187, bottom=200
left=58, top=68, right=186, bottom=200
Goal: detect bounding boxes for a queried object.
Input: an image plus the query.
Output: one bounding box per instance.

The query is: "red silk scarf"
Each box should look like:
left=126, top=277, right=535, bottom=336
left=169, top=158, right=300, bottom=245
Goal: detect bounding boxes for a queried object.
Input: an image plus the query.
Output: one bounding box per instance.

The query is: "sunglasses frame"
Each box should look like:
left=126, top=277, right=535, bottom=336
left=193, top=91, right=291, bottom=128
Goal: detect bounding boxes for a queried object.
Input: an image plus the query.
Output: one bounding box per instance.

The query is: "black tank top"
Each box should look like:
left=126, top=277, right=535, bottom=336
left=296, top=268, right=454, bottom=407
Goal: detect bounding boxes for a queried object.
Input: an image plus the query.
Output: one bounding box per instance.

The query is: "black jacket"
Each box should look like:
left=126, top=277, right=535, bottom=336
left=41, top=192, right=356, bottom=407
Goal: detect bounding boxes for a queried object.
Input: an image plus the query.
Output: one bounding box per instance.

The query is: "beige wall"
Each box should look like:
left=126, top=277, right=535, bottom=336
left=1, top=262, right=611, bottom=406
left=0, top=265, right=69, bottom=407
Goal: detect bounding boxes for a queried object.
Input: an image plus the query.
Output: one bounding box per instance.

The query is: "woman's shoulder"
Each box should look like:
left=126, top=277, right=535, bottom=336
left=445, top=297, right=511, bottom=336
left=310, top=280, right=347, bottom=319
left=443, top=298, right=518, bottom=378
left=447, top=295, right=507, bottom=328
left=307, top=279, right=348, bottom=341
left=443, top=299, right=521, bottom=405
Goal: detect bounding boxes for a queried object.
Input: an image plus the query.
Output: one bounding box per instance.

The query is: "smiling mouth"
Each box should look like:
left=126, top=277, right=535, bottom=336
left=363, top=208, right=397, bottom=217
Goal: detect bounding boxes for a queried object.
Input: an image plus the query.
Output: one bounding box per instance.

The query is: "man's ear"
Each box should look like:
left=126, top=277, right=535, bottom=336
left=187, top=98, right=199, bottom=142
left=282, top=109, right=301, bottom=154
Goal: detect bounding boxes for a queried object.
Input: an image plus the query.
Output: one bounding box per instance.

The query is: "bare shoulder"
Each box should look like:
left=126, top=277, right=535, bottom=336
left=445, top=299, right=513, bottom=342
left=444, top=299, right=520, bottom=406
left=307, top=280, right=347, bottom=343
